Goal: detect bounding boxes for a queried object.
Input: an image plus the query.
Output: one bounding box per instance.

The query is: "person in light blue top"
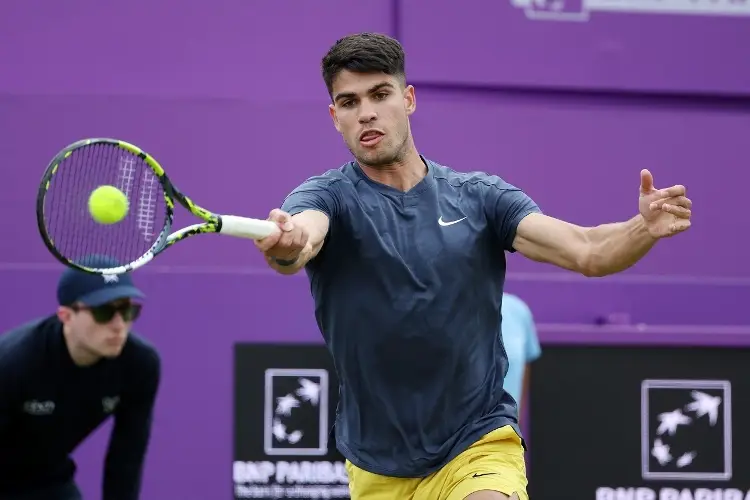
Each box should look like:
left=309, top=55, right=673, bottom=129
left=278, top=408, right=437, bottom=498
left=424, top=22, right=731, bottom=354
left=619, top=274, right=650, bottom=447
left=500, top=293, right=541, bottom=415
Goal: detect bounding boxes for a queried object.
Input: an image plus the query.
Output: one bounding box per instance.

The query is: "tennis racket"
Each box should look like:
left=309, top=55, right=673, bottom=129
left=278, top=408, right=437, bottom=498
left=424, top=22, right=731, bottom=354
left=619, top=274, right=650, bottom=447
left=36, top=138, right=280, bottom=275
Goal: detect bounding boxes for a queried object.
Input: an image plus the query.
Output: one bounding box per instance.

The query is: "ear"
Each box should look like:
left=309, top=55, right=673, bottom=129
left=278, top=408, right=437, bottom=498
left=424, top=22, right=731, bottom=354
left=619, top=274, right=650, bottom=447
left=328, top=104, right=342, bottom=133
left=404, top=84, right=416, bottom=116
left=56, top=306, right=72, bottom=324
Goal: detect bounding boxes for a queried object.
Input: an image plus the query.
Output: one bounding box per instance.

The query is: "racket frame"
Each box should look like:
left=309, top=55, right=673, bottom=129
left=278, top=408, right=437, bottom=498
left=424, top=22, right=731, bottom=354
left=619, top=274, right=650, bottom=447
left=36, top=138, right=277, bottom=275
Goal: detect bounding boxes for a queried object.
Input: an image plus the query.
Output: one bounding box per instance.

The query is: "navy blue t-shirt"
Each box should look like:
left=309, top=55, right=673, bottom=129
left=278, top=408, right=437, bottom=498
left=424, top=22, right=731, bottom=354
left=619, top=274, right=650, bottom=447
left=280, top=157, right=541, bottom=478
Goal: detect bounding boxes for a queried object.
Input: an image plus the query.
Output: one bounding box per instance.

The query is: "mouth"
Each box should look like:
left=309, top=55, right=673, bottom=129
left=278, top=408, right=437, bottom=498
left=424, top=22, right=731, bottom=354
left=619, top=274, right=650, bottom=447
left=359, top=130, right=384, bottom=147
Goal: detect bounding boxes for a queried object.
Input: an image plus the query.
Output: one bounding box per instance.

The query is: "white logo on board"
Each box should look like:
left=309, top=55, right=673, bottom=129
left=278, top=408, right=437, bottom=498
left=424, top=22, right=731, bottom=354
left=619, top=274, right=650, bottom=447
left=23, top=400, right=55, bottom=415
left=263, top=368, right=328, bottom=456
left=641, top=379, right=732, bottom=481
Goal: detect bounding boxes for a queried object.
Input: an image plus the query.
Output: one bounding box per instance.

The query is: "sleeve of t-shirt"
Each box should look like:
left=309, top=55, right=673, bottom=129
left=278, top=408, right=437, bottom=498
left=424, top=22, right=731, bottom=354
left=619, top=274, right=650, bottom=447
left=280, top=175, right=342, bottom=221
left=484, top=176, right=541, bottom=252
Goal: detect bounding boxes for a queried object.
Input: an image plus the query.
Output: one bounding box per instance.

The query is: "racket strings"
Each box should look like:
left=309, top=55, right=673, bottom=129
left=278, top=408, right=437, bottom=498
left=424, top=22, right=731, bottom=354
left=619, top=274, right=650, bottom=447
left=42, top=144, right=169, bottom=267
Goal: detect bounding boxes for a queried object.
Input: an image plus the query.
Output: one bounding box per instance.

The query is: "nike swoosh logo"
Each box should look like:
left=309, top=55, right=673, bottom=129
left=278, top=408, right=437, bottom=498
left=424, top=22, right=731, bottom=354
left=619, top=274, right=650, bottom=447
left=438, top=216, right=467, bottom=227
left=472, top=472, right=498, bottom=478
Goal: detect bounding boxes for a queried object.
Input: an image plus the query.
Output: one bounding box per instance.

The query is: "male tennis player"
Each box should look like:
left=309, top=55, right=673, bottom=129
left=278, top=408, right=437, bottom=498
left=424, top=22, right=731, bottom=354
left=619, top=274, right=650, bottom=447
left=254, top=33, right=692, bottom=500
left=0, top=255, right=160, bottom=500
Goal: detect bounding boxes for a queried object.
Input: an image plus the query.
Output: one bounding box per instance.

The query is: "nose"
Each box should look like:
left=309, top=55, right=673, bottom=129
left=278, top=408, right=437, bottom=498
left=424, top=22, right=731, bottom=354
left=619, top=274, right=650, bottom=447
left=357, top=101, right=377, bottom=124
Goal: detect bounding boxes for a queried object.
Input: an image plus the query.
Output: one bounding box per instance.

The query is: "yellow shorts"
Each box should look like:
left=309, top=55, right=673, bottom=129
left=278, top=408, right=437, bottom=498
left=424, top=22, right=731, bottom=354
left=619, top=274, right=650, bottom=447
left=345, top=425, right=528, bottom=500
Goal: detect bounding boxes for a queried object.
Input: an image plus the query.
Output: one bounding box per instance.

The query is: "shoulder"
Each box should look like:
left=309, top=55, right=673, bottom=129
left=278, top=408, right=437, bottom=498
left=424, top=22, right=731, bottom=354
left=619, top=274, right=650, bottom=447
left=287, top=163, right=359, bottom=193
left=428, top=159, right=523, bottom=193
left=0, top=316, right=53, bottom=369
left=122, top=332, right=161, bottom=373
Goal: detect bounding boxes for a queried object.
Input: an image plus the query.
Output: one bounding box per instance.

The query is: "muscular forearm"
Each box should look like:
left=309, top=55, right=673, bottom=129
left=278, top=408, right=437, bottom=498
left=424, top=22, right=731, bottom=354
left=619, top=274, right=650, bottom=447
left=583, top=215, right=657, bottom=277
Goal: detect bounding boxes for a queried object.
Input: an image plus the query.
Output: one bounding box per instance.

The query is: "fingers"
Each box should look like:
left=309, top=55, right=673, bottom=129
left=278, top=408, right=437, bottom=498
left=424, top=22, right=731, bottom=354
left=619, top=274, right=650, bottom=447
left=656, top=184, right=686, bottom=199
left=254, top=231, right=282, bottom=252
left=668, top=219, right=692, bottom=234
left=275, top=225, right=309, bottom=259
left=254, top=209, right=292, bottom=252
left=661, top=202, right=692, bottom=218
left=254, top=208, right=309, bottom=259
left=649, top=195, right=692, bottom=215
left=268, top=208, right=294, bottom=231
left=640, top=169, right=654, bottom=192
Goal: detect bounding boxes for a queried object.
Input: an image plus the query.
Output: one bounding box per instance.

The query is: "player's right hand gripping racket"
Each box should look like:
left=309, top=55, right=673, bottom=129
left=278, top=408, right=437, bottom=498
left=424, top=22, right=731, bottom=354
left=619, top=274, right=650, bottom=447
left=36, top=138, right=280, bottom=275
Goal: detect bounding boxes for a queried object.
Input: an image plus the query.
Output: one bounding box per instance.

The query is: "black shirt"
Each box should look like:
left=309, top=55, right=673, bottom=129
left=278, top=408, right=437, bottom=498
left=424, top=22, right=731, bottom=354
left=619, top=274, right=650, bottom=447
left=0, top=315, right=161, bottom=499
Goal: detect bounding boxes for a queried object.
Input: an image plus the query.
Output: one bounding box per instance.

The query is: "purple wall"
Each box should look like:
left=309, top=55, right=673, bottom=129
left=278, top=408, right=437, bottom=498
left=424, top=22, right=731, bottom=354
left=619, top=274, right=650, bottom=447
left=2, top=1, right=750, bottom=498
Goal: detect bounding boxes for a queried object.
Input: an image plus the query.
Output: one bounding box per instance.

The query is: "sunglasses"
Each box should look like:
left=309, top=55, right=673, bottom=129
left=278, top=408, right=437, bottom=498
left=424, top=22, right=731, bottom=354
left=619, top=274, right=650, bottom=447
left=71, top=302, right=143, bottom=324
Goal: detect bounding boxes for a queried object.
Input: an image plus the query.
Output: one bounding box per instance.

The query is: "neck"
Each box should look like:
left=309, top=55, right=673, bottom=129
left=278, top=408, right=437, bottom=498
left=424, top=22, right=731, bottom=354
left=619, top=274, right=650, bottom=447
left=62, top=324, right=100, bottom=367
left=358, top=142, right=426, bottom=192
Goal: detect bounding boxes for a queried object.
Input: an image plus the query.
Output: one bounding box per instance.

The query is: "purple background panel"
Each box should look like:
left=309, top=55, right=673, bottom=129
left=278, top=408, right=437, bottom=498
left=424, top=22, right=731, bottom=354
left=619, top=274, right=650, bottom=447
left=396, top=0, right=750, bottom=95
left=537, top=323, right=750, bottom=346
left=0, top=0, right=393, bottom=99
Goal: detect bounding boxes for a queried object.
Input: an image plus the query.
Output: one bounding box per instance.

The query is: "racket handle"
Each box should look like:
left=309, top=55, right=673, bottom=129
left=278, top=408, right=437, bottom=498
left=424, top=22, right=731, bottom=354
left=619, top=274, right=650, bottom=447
left=219, top=215, right=279, bottom=240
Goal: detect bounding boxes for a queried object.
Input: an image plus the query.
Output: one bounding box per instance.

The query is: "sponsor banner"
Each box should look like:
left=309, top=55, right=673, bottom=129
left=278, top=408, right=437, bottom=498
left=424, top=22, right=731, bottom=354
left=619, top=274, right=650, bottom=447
left=528, top=345, right=750, bottom=500
left=233, top=343, right=350, bottom=500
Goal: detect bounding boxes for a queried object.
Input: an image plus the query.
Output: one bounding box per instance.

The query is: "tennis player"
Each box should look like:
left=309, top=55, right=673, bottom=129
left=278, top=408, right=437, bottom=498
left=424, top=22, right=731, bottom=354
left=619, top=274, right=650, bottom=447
left=0, top=255, right=160, bottom=500
left=255, top=33, right=692, bottom=500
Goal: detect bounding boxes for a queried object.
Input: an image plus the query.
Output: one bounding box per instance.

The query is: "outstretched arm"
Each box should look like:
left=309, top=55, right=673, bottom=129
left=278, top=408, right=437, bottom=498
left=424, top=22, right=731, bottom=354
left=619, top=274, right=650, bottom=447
left=512, top=169, right=691, bottom=277
left=102, top=349, right=161, bottom=500
left=513, top=213, right=656, bottom=277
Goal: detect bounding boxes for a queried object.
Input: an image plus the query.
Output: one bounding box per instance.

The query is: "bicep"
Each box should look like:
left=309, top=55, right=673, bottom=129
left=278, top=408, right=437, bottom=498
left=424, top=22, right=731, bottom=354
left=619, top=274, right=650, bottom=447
left=512, top=213, right=590, bottom=273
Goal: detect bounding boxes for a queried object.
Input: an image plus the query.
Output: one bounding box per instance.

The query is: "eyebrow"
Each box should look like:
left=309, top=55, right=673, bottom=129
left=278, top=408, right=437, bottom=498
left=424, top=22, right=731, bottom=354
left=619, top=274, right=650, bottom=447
left=334, top=82, right=395, bottom=103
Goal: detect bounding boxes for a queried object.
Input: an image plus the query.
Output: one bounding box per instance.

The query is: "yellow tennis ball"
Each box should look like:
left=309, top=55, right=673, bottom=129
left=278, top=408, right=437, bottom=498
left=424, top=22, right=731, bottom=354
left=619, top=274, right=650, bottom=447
left=88, top=185, right=129, bottom=224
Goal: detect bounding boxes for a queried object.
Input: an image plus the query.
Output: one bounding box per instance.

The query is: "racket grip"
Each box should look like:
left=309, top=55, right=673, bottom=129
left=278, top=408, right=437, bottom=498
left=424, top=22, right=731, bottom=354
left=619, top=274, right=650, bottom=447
left=219, top=215, right=279, bottom=240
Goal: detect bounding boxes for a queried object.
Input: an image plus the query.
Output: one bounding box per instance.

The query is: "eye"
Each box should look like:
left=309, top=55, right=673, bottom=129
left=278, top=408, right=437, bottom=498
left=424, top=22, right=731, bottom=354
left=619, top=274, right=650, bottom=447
left=340, top=100, right=354, bottom=108
left=374, top=92, right=388, bottom=100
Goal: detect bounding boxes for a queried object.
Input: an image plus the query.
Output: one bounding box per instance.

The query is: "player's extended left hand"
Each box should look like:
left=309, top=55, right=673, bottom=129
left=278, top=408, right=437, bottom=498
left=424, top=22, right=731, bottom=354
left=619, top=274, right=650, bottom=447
left=638, top=169, right=692, bottom=239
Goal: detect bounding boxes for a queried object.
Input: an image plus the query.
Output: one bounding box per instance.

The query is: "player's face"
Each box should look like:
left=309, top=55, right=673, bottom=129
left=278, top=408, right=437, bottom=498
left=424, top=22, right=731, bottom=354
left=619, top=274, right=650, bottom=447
left=62, top=299, right=140, bottom=360
left=328, top=70, right=416, bottom=169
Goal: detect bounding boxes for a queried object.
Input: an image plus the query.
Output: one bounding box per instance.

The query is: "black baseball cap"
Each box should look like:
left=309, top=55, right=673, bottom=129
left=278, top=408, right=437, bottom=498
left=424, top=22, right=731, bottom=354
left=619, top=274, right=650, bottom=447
left=56, top=255, right=146, bottom=307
